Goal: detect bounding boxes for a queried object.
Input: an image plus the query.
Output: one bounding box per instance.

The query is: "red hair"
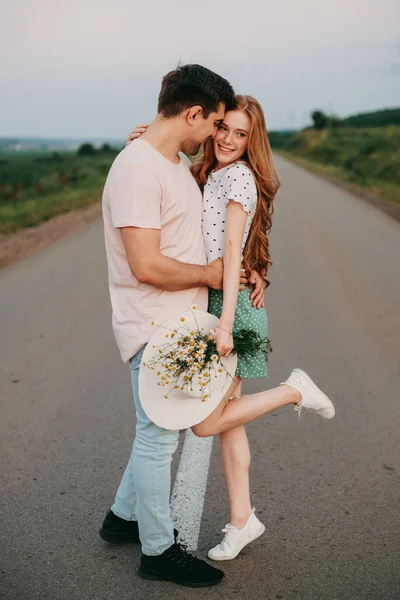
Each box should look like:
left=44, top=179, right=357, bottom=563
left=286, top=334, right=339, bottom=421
left=191, top=94, right=280, bottom=286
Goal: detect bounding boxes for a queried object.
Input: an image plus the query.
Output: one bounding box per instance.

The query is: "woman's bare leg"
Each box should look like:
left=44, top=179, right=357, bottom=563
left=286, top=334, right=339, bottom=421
left=219, top=383, right=253, bottom=528
left=220, top=425, right=253, bottom=527
left=192, top=378, right=300, bottom=438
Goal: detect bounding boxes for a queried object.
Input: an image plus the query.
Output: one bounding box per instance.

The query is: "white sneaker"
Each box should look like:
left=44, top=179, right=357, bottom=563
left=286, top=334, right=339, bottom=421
left=207, top=509, right=265, bottom=561
left=282, top=368, right=335, bottom=419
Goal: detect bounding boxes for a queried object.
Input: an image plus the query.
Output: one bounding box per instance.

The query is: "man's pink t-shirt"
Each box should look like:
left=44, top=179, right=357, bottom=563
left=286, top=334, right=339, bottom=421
left=102, top=139, right=208, bottom=362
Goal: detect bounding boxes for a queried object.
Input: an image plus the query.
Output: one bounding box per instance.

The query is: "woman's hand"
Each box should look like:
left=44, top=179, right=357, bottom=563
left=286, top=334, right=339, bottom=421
left=126, top=124, right=149, bottom=146
left=215, top=324, right=234, bottom=357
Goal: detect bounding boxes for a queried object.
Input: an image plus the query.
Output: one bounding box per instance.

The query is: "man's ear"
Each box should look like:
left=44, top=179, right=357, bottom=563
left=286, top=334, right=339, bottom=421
left=186, top=105, right=203, bottom=125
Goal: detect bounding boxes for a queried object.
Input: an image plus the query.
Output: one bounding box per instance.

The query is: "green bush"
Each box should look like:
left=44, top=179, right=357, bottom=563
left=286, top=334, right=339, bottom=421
left=268, top=131, right=294, bottom=149
left=77, top=143, right=96, bottom=157
left=311, top=110, right=328, bottom=130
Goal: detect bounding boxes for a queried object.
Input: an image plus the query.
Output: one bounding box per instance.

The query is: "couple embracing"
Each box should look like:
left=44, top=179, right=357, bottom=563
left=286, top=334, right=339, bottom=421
left=100, top=64, right=335, bottom=588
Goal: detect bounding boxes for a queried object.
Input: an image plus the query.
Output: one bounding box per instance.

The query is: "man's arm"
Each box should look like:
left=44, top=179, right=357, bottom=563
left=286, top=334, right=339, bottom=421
left=120, top=227, right=223, bottom=291
left=249, top=270, right=267, bottom=308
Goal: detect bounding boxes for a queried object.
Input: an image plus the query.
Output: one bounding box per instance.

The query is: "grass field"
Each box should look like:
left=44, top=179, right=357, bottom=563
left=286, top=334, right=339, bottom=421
left=1, top=119, right=399, bottom=236
left=271, top=125, right=400, bottom=205
left=0, top=149, right=118, bottom=234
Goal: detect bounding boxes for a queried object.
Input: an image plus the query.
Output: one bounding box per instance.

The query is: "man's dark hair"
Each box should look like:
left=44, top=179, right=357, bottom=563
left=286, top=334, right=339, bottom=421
left=157, top=64, right=236, bottom=118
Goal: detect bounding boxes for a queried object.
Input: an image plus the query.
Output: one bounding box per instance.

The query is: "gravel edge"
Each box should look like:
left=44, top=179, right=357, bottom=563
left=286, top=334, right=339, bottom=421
left=0, top=201, right=103, bottom=270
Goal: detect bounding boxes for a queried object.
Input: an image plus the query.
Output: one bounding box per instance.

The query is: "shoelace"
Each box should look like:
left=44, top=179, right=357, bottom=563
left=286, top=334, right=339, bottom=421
left=219, top=524, right=236, bottom=552
left=168, top=543, right=196, bottom=569
left=281, top=381, right=303, bottom=420
left=294, top=401, right=303, bottom=419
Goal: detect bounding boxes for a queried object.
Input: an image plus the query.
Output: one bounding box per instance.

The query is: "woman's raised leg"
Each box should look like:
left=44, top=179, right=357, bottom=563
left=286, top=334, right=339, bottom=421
left=192, top=377, right=299, bottom=438
left=192, top=368, right=335, bottom=438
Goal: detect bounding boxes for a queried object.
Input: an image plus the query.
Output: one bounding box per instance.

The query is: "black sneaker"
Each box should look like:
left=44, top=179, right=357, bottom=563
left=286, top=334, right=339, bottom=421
left=138, top=542, right=224, bottom=587
left=99, top=509, right=179, bottom=545
left=99, top=509, right=140, bottom=544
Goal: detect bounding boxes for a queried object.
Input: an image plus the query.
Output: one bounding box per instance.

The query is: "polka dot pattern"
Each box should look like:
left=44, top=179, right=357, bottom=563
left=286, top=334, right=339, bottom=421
left=208, top=288, right=269, bottom=379
left=202, top=162, right=257, bottom=262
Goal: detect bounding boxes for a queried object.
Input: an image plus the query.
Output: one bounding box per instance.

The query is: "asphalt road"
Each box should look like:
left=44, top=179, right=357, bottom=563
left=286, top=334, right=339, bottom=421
left=1, top=156, right=399, bottom=600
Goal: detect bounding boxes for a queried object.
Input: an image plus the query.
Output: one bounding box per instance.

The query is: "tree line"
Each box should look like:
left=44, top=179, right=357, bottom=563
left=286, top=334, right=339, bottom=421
left=310, top=108, right=400, bottom=131
left=0, top=145, right=120, bottom=203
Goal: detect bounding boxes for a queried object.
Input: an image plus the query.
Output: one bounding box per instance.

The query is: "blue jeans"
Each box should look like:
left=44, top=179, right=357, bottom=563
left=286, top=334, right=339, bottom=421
left=111, top=346, right=179, bottom=556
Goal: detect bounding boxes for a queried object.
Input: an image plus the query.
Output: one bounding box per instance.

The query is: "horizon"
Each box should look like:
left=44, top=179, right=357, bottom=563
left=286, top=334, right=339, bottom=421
left=1, top=105, right=399, bottom=143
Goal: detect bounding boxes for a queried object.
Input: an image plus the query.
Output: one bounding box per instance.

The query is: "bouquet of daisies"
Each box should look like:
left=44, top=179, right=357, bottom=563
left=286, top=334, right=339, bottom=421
left=143, top=307, right=272, bottom=403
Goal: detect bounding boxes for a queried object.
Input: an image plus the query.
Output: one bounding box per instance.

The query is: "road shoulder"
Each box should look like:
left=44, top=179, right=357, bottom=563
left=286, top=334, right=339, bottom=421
left=0, top=201, right=102, bottom=270
left=279, top=153, right=400, bottom=224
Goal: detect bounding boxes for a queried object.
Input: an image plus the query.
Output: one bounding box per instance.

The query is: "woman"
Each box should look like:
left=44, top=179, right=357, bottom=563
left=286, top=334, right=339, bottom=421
left=128, top=95, right=335, bottom=561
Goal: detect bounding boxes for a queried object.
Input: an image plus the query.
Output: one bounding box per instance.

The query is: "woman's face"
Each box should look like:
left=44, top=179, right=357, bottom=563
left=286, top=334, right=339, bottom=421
left=213, top=109, right=250, bottom=167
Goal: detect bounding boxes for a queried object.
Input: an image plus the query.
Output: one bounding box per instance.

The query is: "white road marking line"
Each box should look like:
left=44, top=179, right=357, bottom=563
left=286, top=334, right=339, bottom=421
left=170, top=429, right=213, bottom=551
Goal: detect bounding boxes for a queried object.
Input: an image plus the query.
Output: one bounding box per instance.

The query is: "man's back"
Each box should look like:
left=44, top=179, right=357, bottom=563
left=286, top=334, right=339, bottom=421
left=102, top=139, right=208, bottom=362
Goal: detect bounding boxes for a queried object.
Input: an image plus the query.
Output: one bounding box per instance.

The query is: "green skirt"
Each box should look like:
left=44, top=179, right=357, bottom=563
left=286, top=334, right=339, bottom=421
left=208, top=288, right=269, bottom=379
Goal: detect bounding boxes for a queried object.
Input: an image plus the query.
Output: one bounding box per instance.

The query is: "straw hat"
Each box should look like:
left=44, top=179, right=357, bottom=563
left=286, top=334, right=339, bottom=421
left=139, top=310, right=237, bottom=430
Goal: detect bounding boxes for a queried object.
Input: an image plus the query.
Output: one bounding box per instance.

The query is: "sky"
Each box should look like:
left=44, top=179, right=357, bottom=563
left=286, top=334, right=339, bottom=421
left=1, top=0, right=399, bottom=138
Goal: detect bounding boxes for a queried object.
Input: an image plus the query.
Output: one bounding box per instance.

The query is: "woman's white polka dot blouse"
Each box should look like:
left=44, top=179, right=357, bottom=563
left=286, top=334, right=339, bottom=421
left=202, top=161, right=257, bottom=263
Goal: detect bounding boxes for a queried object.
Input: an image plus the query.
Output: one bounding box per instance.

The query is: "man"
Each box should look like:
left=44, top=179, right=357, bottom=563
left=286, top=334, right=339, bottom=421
left=100, top=64, right=263, bottom=587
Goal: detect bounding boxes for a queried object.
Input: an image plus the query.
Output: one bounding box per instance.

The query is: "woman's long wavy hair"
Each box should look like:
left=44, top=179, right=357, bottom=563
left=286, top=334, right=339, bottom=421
left=191, top=94, right=280, bottom=287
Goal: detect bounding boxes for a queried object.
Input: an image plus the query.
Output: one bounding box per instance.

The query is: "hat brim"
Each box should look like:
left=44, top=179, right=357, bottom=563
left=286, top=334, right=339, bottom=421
left=139, top=310, right=238, bottom=430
